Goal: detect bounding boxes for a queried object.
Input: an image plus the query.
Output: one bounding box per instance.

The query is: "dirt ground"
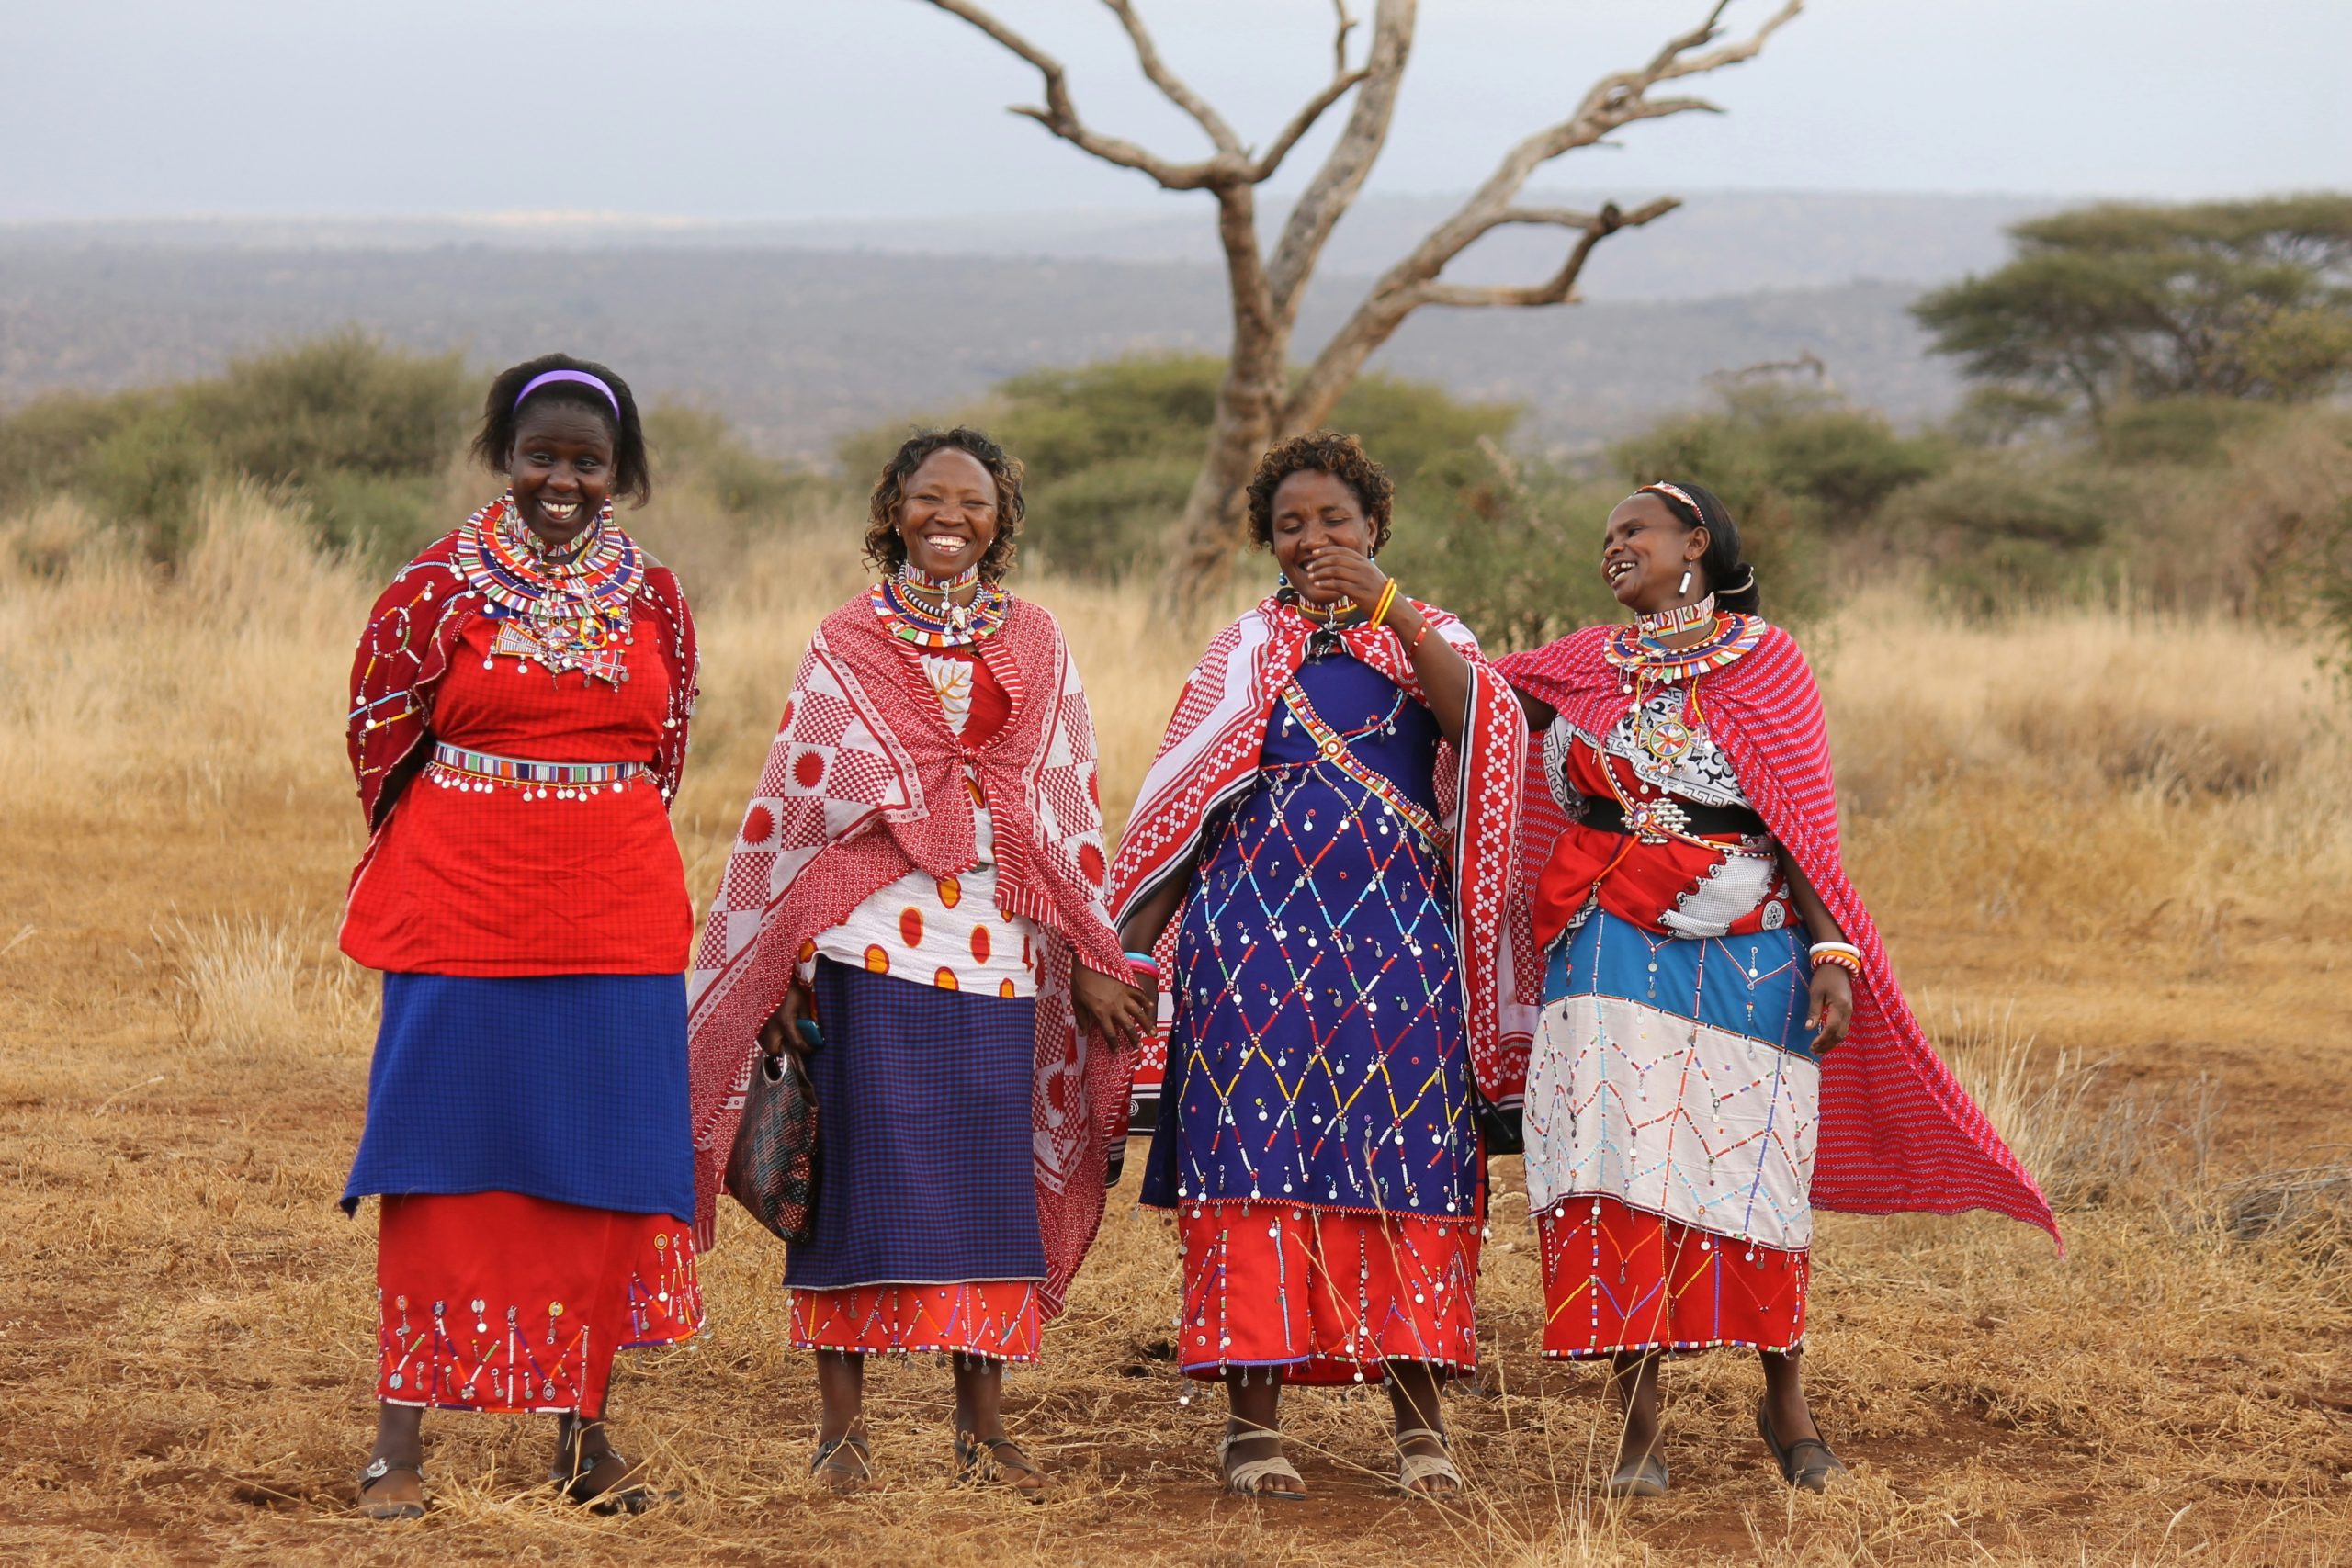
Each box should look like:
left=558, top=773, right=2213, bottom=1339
left=2, top=512, right=2348, bottom=1565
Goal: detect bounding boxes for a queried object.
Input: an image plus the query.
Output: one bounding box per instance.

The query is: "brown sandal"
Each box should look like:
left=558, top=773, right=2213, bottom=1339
left=811, top=1432, right=874, bottom=1495
left=356, top=1456, right=426, bottom=1520
left=955, top=1431, right=1047, bottom=1501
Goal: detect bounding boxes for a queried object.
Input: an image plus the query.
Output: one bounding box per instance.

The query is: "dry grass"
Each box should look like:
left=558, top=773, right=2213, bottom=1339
left=2, top=491, right=2348, bottom=1566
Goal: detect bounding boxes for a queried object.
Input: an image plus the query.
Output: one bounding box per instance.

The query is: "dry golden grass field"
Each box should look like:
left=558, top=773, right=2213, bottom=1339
left=2, top=487, right=2348, bottom=1566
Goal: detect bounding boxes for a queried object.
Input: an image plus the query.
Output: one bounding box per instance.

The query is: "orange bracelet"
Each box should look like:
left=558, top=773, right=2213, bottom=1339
left=1408, top=619, right=1432, bottom=653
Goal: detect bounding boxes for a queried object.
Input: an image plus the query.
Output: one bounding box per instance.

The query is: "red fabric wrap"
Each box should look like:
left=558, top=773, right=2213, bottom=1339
left=1497, top=625, right=2060, bottom=1245
left=684, top=594, right=1131, bottom=1317
left=345, top=516, right=697, bottom=832
left=1107, top=596, right=1530, bottom=1105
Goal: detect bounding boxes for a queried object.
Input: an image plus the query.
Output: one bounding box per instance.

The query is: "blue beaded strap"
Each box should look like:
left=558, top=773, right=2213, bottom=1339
left=426, top=741, right=642, bottom=797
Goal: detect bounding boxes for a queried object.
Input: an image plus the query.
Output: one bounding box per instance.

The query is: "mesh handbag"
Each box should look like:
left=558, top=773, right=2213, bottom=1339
left=724, top=1049, right=820, bottom=1245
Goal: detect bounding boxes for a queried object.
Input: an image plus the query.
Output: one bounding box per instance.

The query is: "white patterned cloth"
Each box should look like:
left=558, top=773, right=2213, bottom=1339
left=810, top=651, right=1042, bottom=998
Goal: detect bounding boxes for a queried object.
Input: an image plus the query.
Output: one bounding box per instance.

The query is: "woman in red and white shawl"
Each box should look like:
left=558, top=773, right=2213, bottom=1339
left=685, top=428, right=1151, bottom=1497
left=1496, top=480, right=2058, bottom=1499
left=1110, top=433, right=1528, bottom=1499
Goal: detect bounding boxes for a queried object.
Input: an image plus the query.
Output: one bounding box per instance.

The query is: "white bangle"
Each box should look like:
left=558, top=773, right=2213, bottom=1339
left=1808, top=941, right=1860, bottom=960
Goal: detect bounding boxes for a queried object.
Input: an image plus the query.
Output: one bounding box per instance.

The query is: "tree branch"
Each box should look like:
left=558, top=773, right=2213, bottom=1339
left=1419, top=197, right=1679, bottom=308
left=1267, top=0, right=1419, bottom=312
left=1099, top=0, right=1244, bottom=156
left=919, top=0, right=1227, bottom=189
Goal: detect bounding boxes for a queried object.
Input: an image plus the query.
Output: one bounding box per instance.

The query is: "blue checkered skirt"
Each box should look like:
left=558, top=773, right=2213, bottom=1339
left=784, top=958, right=1046, bottom=1291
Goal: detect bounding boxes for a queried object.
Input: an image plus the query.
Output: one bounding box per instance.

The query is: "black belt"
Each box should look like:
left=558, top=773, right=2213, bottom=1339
left=1579, top=794, right=1766, bottom=839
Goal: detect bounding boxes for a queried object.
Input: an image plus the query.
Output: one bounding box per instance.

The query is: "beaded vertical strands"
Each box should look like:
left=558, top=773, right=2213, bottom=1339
left=453, top=493, right=645, bottom=685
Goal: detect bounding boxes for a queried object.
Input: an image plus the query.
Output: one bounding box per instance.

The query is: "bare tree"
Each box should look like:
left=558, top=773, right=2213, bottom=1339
left=920, top=0, right=1804, bottom=604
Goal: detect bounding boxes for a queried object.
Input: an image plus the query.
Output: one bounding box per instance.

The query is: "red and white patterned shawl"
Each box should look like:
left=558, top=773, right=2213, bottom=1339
left=1497, top=624, right=2061, bottom=1244
left=1107, top=595, right=1532, bottom=1105
left=684, top=592, right=1133, bottom=1316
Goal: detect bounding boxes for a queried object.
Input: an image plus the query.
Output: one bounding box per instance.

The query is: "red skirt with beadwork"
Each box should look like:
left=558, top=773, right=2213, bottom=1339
left=1173, top=1202, right=1481, bottom=1384
left=789, top=1280, right=1043, bottom=1362
left=376, top=1191, right=702, bottom=1415
left=1536, top=1195, right=1805, bottom=1359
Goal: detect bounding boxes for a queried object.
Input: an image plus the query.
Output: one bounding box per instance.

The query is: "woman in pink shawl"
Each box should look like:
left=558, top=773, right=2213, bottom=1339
left=684, top=428, right=1151, bottom=1496
left=1497, top=480, right=2056, bottom=1498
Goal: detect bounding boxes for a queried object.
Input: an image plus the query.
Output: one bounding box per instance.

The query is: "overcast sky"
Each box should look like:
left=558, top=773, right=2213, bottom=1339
left=5, top=0, right=2344, bottom=223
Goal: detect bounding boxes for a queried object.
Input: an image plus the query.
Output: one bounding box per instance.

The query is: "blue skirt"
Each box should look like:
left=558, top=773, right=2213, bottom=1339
left=785, top=958, right=1045, bottom=1291
left=343, top=973, right=695, bottom=1224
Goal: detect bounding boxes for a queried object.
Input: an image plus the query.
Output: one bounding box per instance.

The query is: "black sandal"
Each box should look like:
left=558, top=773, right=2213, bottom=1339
left=810, top=1432, right=874, bottom=1495
left=356, top=1456, right=426, bottom=1520
left=550, top=1447, right=658, bottom=1514
left=954, top=1431, right=1047, bottom=1501
left=1757, top=1399, right=1849, bottom=1493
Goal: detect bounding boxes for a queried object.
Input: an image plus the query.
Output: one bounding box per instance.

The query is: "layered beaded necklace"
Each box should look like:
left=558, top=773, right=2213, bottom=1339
left=871, top=562, right=1010, bottom=648
left=1604, top=608, right=1764, bottom=694
left=453, top=492, right=642, bottom=684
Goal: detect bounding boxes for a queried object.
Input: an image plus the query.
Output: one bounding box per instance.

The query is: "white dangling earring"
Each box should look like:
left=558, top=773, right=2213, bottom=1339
left=1678, top=566, right=1693, bottom=594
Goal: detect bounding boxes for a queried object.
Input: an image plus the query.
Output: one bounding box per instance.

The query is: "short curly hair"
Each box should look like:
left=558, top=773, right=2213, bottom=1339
left=1244, top=431, right=1396, bottom=553
left=863, top=426, right=1025, bottom=582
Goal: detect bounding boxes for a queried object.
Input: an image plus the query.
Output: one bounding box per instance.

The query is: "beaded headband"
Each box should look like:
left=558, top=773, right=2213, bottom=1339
left=1639, top=480, right=1704, bottom=517
left=514, top=369, right=621, bottom=421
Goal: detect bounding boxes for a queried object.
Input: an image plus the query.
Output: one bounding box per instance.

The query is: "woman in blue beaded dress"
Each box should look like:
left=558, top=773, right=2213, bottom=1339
left=1109, top=432, right=1527, bottom=1499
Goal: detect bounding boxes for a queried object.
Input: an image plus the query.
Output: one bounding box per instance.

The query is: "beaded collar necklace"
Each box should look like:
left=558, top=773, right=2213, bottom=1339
left=871, top=567, right=1011, bottom=649
left=1634, top=593, right=1715, bottom=637
left=453, top=493, right=642, bottom=682
left=1603, top=611, right=1765, bottom=694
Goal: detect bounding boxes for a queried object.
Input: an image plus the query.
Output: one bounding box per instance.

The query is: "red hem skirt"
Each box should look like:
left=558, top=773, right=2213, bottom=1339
left=1175, top=1202, right=1480, bottom=1384
left=1536, top=1194, right=1805, bottom=1359
left=789, top=1281, right=1043, bottom=1362
left=376, top=1191, right=703, bottom=1415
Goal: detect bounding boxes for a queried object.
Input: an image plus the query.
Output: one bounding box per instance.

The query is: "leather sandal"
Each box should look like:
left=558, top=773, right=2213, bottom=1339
left=355, top=1456, right=426, bottom=1520
left=1393, top=1427, right=1463, bottom=1495
left=810, top=1432, right=874, bottom=1495
left=1218, top=1427, right=1306, bottom=1501
left=550, top=1447, right=658, bottom=1514
left=1757, top=1400, right=1849, bottom=1493
left=954, top=1431, right=1047, bottom=1501
left=1603, top=1451, right=1669, bottom=1498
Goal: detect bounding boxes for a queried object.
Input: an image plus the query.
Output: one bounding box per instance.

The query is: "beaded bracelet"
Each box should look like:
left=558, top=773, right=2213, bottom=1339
left=1810, top=941, right=1862, bottom=978
left=1371, top=579, right=1400, bottom=626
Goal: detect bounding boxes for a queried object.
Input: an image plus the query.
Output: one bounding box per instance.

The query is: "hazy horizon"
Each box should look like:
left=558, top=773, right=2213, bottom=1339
left=7, top=1, right=2343, bottom=224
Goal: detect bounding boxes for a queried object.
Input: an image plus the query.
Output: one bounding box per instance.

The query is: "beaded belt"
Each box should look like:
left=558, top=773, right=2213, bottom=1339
left=425, top=742, right=641, bottom=799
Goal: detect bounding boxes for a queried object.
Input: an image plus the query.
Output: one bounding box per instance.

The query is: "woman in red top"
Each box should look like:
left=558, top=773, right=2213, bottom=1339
left=340, top=355, right=700, bottom=1518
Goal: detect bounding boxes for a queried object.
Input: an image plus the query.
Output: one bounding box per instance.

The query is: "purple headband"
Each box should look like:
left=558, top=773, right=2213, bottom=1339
left=514, top=368, right=621, bottom=421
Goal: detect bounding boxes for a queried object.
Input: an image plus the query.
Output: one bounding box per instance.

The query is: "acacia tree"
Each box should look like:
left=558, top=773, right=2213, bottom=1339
left=1915, top=195, right=2352, bottom=432
left=919, top=0, right=1804, bottom=603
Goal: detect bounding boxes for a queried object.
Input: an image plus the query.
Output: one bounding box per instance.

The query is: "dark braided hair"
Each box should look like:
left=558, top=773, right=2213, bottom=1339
left=1641, top=480, right=1761, bottom=615
left=470, top=353, right=651, bottom=506
left=1245, top=431, right=1396, bottom=553
left=863, top=426, right=1025, bottom=583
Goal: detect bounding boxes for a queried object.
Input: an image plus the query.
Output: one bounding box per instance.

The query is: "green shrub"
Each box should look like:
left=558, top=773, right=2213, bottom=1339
left=1022, top=455, right=1195, bottom=581
left=190, top=329, right=469, bottom=483
left=2104, top=397, right=2278, bottom=466
left=1885, top=456, right=2111, bottom=614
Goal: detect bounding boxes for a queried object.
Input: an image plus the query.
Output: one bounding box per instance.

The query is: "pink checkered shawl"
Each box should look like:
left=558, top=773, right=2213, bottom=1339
left=684, top=593, right=1134, bottom=1314
left=1107, top=596, right=1532, bottom=1105
left=1497, top=624, right=2060, bottom=1244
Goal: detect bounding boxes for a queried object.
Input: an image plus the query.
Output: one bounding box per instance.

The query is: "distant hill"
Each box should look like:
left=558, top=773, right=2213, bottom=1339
left=0, top=191, right=2045, bottom=456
